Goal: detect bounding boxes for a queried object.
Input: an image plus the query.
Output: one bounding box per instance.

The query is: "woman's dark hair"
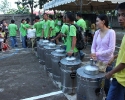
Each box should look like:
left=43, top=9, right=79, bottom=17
left=66, top=12, right=75, bottom=22
left=21, top=19, right=25, bottom=23
left=76, top=12, right=82, bottom=18
left=117, top=2, right=125, bottom=10
left=97, top=14, right=109, bottom=28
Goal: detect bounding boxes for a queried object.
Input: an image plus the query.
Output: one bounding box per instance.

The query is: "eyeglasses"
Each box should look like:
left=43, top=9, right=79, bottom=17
left=117, top=13, right=125, bottom=17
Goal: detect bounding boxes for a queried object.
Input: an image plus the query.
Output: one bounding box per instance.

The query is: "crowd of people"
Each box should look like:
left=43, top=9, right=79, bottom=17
left=0, top=1, right=125, bottom=100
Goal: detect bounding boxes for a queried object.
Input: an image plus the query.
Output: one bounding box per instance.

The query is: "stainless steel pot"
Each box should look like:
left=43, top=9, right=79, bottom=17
left=39, top=40, right=49, bottom=65
left=51, top=48, right=66, bottom=82
left=44, top=43, right=56, bottom=73
left=37, top=39, right=43, bottom=58
left=60, top=56, right=81, bottom=94
left=76, top=59, right=105, bottom=100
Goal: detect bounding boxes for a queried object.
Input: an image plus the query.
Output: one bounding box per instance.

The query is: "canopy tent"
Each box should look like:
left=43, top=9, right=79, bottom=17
left=43, top=0, right=124, bottom=11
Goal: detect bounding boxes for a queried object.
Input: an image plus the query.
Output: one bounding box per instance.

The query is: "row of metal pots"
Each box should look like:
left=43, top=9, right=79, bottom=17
left=37, top=39, right=105, bottom=100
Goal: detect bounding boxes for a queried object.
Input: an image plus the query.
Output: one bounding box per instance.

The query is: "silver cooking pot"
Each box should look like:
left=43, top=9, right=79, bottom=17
left=60, top=56, right=81, bottom=94
left=37, top=39, right=43, bottom=58
left=44, top=42, right=56, bottom=73
left=39, top=40, right=49, bottom=65
left=51, top=48, right=66, bottom=82
left=77, top=59, right=105, bottom=100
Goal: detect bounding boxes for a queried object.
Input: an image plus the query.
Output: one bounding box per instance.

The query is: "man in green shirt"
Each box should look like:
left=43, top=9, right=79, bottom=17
left=76, top=12, right=86, bottom=60
left=22, top=19, right=31, bottom=48
left=42, top=13, right=50, bottom=39
left=65, top=12, right=78, bottom=57
left=76, top=12, right=86, bottom=32
left=34, top=16, right=43, bottom=41
left=51, top=14, right=69, bottom=46
left=48, top=15, right=56, bottom=39
left=8, top=20, right=18, bottom=48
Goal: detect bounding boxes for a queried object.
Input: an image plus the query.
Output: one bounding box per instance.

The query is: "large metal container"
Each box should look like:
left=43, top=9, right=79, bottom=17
left=37, top=39, right=43, bottom=58
left=39, top=40, right=49, bottom=65
left=44, top=43, right=56, bottom=72
left=77, top=59, right=105, bottom=100
left=51, top=49, right=66, bottom=82
left=60, top=56, right=81, bottom=94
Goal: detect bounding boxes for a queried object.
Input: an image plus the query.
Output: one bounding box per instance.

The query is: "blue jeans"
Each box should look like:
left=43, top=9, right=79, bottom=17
left=10, top=36, right=17, bottom=48
left=106, top=78, right=125, bottom=100
left=104, top=65, right=113, bottom=96
left=22, top=36, right=27, bottom=48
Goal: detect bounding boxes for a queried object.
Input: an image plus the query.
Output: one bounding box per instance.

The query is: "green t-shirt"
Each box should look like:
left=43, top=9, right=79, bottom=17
left=85, top=20, right=90, bottom=30
left=42, top=20, right=50, bottom=38
left=50, top=20, right=56, bottom=37
left=60, top=23, right=69, bottom=44
left=21, top=23, right=27, bottom=36
left=8, top=24, right=18, bottom=36
left=34, top=21, right=43, bottom=37
left=76, top=19, right=86, bottom=30
left=66, top=25, right=78, bottom=53
left=22, top=23, right=30, bottom=36
left=55, top=19, right=62, bottom=33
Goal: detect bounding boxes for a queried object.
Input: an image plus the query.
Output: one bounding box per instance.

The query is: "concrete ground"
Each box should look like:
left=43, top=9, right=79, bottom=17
left=0, top=29, right=124, bottom=100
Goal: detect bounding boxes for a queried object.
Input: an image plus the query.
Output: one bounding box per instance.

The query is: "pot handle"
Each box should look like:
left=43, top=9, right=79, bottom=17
left=95, top=79, right=105, bottom=96
left=58, top=61, right=61, bottom=67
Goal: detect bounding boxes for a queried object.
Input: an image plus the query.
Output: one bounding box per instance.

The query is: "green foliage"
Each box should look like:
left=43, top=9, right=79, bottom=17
left=15, top=0, right=38, bottom=12
left=0, top=0, right=10, bottom=14
left=39, top=0, right=51, bottom=9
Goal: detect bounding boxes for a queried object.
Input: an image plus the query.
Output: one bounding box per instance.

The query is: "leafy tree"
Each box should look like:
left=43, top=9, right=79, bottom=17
left=0, top=0, right=10, bottom=14
left=39, top=0, right=51, bottom=9
left=15, top=0, right=39, bottom=24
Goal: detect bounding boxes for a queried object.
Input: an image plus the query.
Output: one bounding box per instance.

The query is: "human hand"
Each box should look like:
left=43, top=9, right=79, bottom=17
left=91, top=53, right=97, bottom=60
left=105, top=71, right=113, bottom=79
left=107, top=57, right=114, bottom=66
left=67, top=51, right=73, bottom=56
left=51, top=38, right=55, bottom=41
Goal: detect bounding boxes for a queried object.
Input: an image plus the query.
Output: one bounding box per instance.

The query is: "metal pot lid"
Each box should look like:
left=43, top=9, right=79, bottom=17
left=44, top=45, right=56, bottom=50
left=84, top=65, right=99, bottom=72
left=65, top=56, right=76, bottom=61
left=84, top=65, right=99, bottom=75
left=55, top=49, right=65, bottom=53
left=60, top=56, right=81, bottom=65
left=48, top=43, right=56, bottom=47
left=77, top=67, right=105, bottom=79
left=42, top=40, right=49, bottom=43
left=51, top=50, right=66, bottom=57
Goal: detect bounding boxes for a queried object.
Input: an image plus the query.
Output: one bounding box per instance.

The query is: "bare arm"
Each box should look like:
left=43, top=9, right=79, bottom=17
left=106, top=63, right=125, bottom=79
left=71, top=36, right=76, bottom=50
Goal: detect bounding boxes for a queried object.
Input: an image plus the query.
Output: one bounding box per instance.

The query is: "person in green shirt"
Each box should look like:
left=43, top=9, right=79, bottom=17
left=76, top=12, right=86, bottom=60
left=22, top=19, right=30, bottom=48
left=48, top=15, right=56, bottom=39
left=42, top=13, right=50, bottom=39
left=54, top=16, right=62, bottom=37
left=105, top=2, right=125, bottom=100
left=34, top=16, right=43, bottom=41
left=76, top=12, right=86, bottom=32
left=20, top=19, right=27, bottom=48
left=51, top=14, right=69, bottom=46
left=65, top=12, right=78, bottom=57
left=8, top=19, right=18, bottom=48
